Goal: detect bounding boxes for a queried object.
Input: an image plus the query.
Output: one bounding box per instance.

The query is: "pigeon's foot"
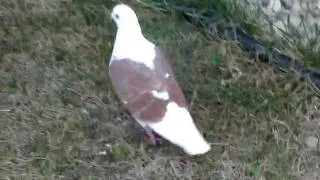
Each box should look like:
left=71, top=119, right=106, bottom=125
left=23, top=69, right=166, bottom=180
left=143, top=126, right=165, bottom=146
left=178, top=155, right=192, bottom=164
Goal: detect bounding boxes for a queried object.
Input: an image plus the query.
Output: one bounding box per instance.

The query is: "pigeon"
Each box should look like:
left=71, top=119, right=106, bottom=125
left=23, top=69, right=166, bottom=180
left=108, top=4, right=211, bottom=155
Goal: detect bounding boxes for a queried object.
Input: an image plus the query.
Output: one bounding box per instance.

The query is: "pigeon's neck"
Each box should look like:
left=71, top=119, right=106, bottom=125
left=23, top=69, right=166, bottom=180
left=111, top=30, right=156, bottom=70
left=119, top=25, right=141, bottom=33
left=115, top=28, right=143, bottom=43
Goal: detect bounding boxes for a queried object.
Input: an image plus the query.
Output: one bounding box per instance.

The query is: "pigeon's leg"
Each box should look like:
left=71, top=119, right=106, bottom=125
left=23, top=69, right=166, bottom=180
left=143, top=125, right=165, bottom=145
left=143, top=126, right=157, bottom=145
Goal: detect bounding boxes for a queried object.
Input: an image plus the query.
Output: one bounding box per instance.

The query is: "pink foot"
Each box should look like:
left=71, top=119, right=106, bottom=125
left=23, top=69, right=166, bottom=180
left=143, top=130, right=157, bottom=145
left=142, top=126, right=165, bottom=145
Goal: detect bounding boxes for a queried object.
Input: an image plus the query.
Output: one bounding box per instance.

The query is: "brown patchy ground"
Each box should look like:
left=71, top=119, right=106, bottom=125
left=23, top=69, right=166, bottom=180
left=0, top=0, right=319, bottom=179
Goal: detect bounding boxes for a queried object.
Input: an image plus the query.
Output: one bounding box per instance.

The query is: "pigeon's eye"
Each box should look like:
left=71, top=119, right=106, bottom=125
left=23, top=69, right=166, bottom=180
left=115, top=14, right=120, bottom=19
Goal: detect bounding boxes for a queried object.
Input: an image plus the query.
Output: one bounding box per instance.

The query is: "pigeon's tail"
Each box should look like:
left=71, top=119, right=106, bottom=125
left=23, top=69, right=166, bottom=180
left=148, top=102, right=211, bottom=155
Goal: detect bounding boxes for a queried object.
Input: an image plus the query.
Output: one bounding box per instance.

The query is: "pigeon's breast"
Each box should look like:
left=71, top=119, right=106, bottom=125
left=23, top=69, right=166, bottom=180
left=109, top=56, right=187, bottom=122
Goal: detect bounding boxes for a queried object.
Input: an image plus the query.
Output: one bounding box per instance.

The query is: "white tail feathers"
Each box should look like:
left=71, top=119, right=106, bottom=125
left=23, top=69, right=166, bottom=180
left=146, top=102, right=211, bottom=155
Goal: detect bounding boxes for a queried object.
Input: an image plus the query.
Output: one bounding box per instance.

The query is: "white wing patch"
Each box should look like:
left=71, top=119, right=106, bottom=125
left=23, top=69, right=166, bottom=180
left=151, top=90, right=169, bottom=101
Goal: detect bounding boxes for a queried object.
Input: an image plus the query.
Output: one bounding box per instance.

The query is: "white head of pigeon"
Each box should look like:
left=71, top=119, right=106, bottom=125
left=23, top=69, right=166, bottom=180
left=111, top=4, right=141, bottom=33
left=110, top=4, right=156, bottom=69
left=109, top=4, right=211, bottom=156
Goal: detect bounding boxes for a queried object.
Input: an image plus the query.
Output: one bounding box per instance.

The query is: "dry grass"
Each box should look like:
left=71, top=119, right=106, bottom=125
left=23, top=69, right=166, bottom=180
left=0, top=0, right=319, bottom=179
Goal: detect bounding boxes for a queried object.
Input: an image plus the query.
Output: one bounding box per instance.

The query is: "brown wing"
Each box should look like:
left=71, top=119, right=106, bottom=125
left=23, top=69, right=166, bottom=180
left=153, top=46, right=187, bottom=107
left=108, top=47, right=188, bottom=123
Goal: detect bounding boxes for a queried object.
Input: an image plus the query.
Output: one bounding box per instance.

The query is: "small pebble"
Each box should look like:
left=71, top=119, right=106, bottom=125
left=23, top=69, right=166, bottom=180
left=81, top=108, right=89, bottom=115
left=97, top=150, right=107, bottom=155
left=305, top=136, right=319, bottom=149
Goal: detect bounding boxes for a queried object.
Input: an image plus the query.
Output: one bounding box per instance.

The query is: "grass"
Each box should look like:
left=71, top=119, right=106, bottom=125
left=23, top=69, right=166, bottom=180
left=0, top=0, right=319, bottom=179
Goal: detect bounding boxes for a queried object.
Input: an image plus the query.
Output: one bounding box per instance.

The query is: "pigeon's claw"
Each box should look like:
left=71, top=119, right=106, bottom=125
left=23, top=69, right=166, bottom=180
left=143, top=126, right=165, bottom=146
left=143, top=130, right=157, bottom=145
